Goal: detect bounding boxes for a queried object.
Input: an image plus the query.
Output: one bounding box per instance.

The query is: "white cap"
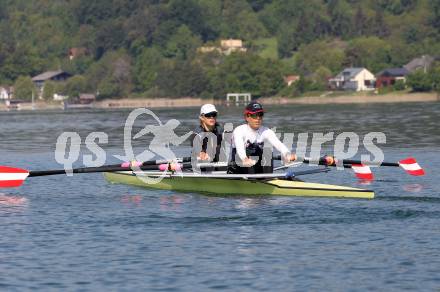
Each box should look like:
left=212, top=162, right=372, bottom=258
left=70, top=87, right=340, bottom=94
left=200, top=104, right=217, bottom=115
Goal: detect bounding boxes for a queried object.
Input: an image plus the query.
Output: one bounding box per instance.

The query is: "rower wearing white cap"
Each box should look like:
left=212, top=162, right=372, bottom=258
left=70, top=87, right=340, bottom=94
left=191, top=104, right=224, bottom=162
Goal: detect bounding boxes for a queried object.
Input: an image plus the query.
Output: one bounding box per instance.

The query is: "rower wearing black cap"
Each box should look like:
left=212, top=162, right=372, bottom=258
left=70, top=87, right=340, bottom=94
left=228, top=101, right=296, bottom=174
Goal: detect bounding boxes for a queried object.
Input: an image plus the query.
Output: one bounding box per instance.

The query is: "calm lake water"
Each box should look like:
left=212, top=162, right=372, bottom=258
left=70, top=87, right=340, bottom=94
left=1, top=102, right=439, bottom=291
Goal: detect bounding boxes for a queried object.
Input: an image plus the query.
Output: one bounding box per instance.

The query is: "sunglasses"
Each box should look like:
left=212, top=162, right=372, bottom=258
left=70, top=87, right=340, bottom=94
left=203, top=112, right=217, bottom=118
left=247, top=112, right=264, bottom=119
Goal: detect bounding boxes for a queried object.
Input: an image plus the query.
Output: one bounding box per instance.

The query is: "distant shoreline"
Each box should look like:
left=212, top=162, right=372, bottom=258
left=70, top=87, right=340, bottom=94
left=1, top=93, right=438, bottom=111
left=260, top=92, right=439, bottom=105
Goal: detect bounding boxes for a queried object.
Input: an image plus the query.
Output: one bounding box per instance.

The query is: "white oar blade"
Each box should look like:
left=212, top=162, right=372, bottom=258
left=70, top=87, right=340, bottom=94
left=0, top=166, right=29, bottom=188
left=351, top=164, right=374, bottom=181
left=398, top=158, right=425, bottom=176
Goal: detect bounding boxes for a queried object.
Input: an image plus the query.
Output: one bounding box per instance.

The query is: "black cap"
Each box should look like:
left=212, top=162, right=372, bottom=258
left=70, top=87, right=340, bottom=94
left=244, top=101, right=264, bottom=114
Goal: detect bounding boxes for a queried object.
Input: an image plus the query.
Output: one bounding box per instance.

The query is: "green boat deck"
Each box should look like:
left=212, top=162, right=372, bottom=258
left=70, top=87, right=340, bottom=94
left=104, top=172, right=375, bottom=199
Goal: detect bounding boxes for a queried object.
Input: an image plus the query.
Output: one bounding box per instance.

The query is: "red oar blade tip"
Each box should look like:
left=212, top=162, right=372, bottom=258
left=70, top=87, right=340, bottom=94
left=351, top=164, right=374, bottom=181
left=398, top=158, right=425, bottom=176
left=0, top=166, right=29, bottom=188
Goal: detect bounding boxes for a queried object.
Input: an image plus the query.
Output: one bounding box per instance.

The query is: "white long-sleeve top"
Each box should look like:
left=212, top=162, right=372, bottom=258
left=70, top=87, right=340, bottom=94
left=231, top=124, right=290, bottom=161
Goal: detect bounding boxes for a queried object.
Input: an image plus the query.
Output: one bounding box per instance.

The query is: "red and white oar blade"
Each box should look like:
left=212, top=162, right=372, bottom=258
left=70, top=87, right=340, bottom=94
left=0, top=166, right=29, bottom=188
left=399, top=158, right=425, bottom=176
left=351, top=164, right=374, bottom=181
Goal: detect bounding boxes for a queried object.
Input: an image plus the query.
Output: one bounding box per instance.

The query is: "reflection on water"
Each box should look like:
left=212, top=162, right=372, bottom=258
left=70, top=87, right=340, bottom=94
left=0, top=194, right=28, bottom=206
left=160, top=195, right=185, bottom=211
left=403, top=184, right=424, bottom=193
left=0, top=194, right=28, bottom=216
left=120, top=194, right=143, bottom=205
left=235, top=198, right=268, bottom=210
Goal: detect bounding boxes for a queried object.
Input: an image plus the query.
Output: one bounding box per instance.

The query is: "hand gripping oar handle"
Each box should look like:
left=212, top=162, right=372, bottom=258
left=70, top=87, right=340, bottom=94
left=28, top=157, right=196, bottom=177
left=272, top=155, right=334, bottom=166
left=107, top=157, right=193, bottom=169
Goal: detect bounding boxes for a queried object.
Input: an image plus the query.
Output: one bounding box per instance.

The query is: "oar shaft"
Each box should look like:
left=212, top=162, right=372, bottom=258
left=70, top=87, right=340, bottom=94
left=337, top=159, right=399, bottom=167
left=29, top=157, right=195, bottom=177
left=29, top=164, right=163, bottom=177
left=273, top=155, right=399, bottom=167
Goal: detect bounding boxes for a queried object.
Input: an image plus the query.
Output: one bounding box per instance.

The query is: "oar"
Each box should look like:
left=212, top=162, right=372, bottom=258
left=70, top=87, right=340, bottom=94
left=0, top=157, right=199, bottom=188
left=0, top=159, right=262, bottom=188
left=0, top=158, right=327, bottom=188
left=273, top=155, right=425, bottom=177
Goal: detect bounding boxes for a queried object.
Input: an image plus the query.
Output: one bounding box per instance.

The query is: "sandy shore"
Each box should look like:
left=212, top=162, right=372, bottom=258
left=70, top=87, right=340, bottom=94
left=95, top=97, right=214, bottom=108
left=0, top=101, right=64, bottom=111
left=98, top=93, right=439, bottom=108
left=260, top=92, right=439, bottom=105
left=1, top=93, right=438, bottom=111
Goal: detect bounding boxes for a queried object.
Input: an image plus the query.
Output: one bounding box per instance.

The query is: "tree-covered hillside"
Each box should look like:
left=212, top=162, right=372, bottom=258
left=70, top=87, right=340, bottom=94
left=0, top=0, right=439, bottom=99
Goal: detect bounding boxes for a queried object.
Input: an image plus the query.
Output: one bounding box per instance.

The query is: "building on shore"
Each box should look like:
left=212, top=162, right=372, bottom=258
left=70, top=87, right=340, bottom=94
left=376, top=68, right=409, bottom=88
left=32, top=70, right=72, bottom=99
left=198, top=39, right=247, bottom=55
left=0, top=86, right=13, bottom=100
left=404, top=55, right=435, bottom=73
left=328, top=68, right=376, bottom=92
left=283, top=75, right=300, bottom=87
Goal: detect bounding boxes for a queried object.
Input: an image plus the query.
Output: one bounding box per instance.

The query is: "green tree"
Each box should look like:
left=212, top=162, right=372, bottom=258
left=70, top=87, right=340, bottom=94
left=393, top=79, right=406, bottom=91
left=13, top=76, right=36, bottom=101
left=168, top=0, right=203, bottom=37
left=125, top=7, right=160, bottom=49
left=277, top=25, right=296, bottom=58
left=133, top=47, right=162, bottom=93
left=292, top=75, right=313, bottom=96
left=156, top=60, right=208, bottom=97
left=344, top=37, right=392, bottom=72
left=407, top=71, right=432, bottom=92
left=294, top=40, right=345, bottom=75
left=327, top=0, right=352, bottom=37
left=0, top=43, right=43, bottom=82
left=247, top=0, right=273, bottom=12
left=209, top=53, right=284, bottom=98
left=353, top=6, right=368, bottom=36
left=86, top=51, right=133, bottom=99
left=62, top=75, right=88, bottom=99
left=372, top=9, right=390, bottom=37
left=430, top=65, right=440, bottom=96
left=95, top=20, right=126, bottom=56
left=98, top=77, right=121, bottom=99
left=198, top=0, right=222, bottom=41
left=71, top=0, right=114, bottom=25
left=42, top=80, right=56, bottom=100
left=220, top=0, right=267, bottom=39
left=312, top=66, right=333, bottom=90
left=164, top=25, right=201, bottom=60
left=429, top=0, right=440, bottom=35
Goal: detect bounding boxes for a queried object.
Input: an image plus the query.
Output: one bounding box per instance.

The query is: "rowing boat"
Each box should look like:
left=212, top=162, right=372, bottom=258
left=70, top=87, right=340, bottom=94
left=104, top=171, right=375, bottom=199
left=2, top=155, right=423, bottom=199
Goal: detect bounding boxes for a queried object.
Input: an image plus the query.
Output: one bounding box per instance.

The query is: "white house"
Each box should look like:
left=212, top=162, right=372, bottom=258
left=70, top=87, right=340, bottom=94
left=0, top=87, right=9, bottom=100
left=198, top=39, right=247, bottom=56
left=53, top=93, right=69, bottom=101
left=0, top=86, right=13, bottom=100
left=328, top=68, right=376, bottom=91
